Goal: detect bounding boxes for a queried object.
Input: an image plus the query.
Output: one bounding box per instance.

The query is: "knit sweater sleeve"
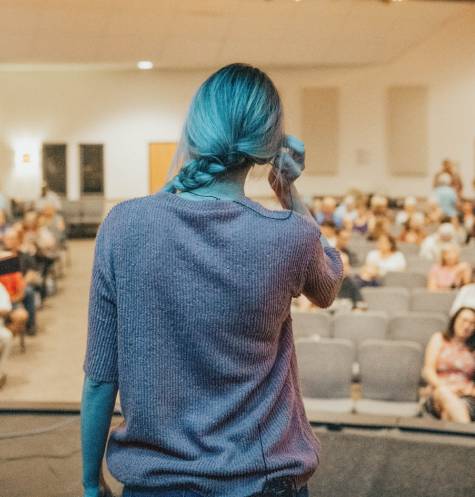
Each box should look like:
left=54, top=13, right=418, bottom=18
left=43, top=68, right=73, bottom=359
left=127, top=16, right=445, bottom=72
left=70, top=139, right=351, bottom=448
left=83, top=208, right=118, bottom=384
left=299, top=216, right=344, bottom=308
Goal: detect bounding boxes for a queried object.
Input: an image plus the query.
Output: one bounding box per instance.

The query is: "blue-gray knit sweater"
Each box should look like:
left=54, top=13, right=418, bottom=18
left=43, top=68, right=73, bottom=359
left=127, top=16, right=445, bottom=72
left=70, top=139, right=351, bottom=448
left=83, top=190, right=343, bottom=497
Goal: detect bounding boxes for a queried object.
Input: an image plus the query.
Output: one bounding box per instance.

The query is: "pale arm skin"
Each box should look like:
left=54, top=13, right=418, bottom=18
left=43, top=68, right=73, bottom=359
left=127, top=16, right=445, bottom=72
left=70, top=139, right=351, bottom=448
left=81, top=375, right=118, bottom=497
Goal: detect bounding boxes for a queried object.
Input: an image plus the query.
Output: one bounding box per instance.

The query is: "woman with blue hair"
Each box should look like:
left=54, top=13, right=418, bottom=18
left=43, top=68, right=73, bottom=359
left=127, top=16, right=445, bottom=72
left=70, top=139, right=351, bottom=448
left=81, top=63, right=343, bottom=497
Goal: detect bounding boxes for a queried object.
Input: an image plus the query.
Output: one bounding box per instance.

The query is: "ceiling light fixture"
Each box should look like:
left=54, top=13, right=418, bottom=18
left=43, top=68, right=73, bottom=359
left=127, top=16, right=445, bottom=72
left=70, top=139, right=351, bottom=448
left=137, top=60, right=154, bottom=70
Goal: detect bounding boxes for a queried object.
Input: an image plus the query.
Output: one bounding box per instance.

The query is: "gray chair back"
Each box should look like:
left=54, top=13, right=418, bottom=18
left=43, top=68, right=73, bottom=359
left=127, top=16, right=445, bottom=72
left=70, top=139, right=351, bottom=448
left=388, top=312, right=448, bottom=348
left=292, top=311, right=332, bottom=339
left=358, top=339, right=423, bottom=402
left=361, top=287, right=410, bottom=317
left=411, top=289, right=457, bottom=314
left=333, top=311, right=388, bottom=350
left=295, top=337, right=355, bottom=399
left=383, top=271, right=427, bottom=289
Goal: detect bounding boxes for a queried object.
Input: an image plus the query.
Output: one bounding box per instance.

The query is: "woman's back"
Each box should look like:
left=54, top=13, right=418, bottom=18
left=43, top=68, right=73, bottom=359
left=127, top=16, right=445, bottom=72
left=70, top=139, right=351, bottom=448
left=83, top=190, right=343, bottom=497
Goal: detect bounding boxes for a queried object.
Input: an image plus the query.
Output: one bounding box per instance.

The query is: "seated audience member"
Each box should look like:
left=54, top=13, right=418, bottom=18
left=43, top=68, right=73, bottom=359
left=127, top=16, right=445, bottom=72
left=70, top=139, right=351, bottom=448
left=433, top=158, right=463, bottom=198
left=422, top=306, right=475, bottom=423
left=335, top=195, right=357, bottom=225
left=427, top=244, right=472, bottom=291
left=320, top=221, right=337, bottom=248
left=420, top=222, right=459, bottom=261
left=399, top=212, right=427, bottom=245
left=314, top=196, right=343, bottom=229
left=333, top=252, right=366, bottom=311
left=432, top=173, right=458, bottom=218
left=19, top=210, right=41, bottom=257
left=395, top=196, right=417, bottom=225
left=365, top=234, right=407, bottom=277
left=0, top=282, right=13, bottom=389
left=34, top=182, right=62, bottom=212
left=0, top=258, right=28, bottom=339
left=461, top=199, right=475, bottom=242
left=352, top=200, right=370, bottom=235
left=0, top=208, right=10, bottom=243
left=2, top=228, right=42, bottom=334
left=39, top=202, right=66, bottom=247
left=425, top=197, right=444, bottom=226
left=336, top=228, right=359, bottom=267
left=353, top=264, right=382, bottom=289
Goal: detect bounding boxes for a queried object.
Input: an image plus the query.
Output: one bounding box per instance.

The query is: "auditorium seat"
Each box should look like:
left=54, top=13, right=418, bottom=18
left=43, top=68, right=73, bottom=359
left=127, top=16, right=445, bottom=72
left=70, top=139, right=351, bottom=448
left=388, top=312, right=448, bottom=349
left=296, top=337, right=355, bottom=414
left=398, top=242, right=420, bottom=256
left=333, top=311, right=388, bottom=381
left=292, top=310, right=332, bottom=339
left=411, top=288, right=457, bottom=314
left=383, top=271, right=427, bottom=289
left=405, top=255, right=433, bottom=274
left=361, top=287, right=410, bottom=317
left=355, top=339, right=423, bottom=417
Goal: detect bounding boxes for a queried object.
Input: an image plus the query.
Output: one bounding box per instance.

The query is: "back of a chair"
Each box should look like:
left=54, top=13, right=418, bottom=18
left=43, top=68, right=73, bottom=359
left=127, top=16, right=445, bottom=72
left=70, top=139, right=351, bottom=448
left=361, top=287, right=410, bottom=316
left=383, top=271, right=427, bottom=289
left=398, top=242, right=420, bottom=256
left=388, top=312, right=448, bottom=349
left=359, top=339, right=423, bottom=402
left=405, top=255, right=433, bottom=274
left=459, top=247, right=475, bottom=265
left=292, top=311, right=332, bottom=339
left=333, top=311, right=388, bottom=350
left=411, top=289, right=457, bottom=314
left=295, top=337, right=355, bottom=399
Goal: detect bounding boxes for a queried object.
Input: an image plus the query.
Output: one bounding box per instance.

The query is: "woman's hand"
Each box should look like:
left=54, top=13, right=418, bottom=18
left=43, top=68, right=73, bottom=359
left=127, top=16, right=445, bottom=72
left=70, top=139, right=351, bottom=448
left=268, top=134, right=305, bottom=198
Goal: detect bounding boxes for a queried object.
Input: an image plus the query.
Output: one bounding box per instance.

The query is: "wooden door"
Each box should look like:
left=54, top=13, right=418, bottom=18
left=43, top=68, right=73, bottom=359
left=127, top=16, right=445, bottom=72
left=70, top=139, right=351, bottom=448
left=149, top=142, right=177, bottom=194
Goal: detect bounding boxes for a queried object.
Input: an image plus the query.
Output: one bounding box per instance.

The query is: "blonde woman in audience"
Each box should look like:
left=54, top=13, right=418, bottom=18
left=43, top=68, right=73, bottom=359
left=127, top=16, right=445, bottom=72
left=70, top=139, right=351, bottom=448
left=422, top=306, right=475, bottom=423
left=425, top=197, right=444, bottom=225
left=399, top=212, right=427, bottom=245
left=427, top=244, right=472, bottom=291
left=365, top=234, right=406, bottom=277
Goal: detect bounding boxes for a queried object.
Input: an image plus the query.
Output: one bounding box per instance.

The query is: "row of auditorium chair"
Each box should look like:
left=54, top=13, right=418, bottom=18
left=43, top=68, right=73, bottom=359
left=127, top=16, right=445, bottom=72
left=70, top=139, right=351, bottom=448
left=296, top=337, right=423, bottom=417
left=361, top=287, right=456, bottom=316
left=292, top=310, right=447, bottom=350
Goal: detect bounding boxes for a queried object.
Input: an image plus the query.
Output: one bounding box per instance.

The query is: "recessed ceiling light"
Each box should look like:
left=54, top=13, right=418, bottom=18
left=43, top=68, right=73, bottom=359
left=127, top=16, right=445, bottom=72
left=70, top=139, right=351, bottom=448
left=137, top=60, right=154, bottom=70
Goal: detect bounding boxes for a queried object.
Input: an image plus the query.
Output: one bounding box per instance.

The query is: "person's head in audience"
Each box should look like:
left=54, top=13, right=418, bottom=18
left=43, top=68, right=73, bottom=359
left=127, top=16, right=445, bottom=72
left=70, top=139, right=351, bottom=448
left=440, top=244, right=461, bottom=267
left=311, top=197, right=322, bottom=217
left=370, top=194, right=388, bottom=215
left=320, top=220, right=337, bottom=247
left=23, top=211, right=38, bottom=231
left=377, top=233, right=397, bottom=255
left=443, top=307, right=475, bottom=348
left=368, top=217, right=389, bottom=241
left=2, top=228, right=21, bottom=254
left=403, top=196, right=417, bottom=214
left=336, top=229, right=351, bottom=252
left=40, top=202, right=57, bottom=219
left=437, top=222, right=456, bottom=243
left=321, top=196, right=337, bottom=216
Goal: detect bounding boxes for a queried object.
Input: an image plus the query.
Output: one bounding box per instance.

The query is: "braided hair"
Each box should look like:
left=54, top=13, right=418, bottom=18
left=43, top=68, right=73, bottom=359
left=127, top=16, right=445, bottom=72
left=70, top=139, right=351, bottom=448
left=163, top=63, right=284, bottom=193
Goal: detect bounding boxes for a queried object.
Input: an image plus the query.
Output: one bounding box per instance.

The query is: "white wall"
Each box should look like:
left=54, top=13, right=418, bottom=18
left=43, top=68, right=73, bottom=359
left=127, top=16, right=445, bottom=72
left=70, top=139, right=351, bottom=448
left=1, top=10, right=474, bottom=202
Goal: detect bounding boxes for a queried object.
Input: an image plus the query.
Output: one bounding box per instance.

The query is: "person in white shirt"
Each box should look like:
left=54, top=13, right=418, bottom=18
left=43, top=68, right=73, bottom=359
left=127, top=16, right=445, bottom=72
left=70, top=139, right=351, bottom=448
left=365, top=233, right=407, bottom=277
left=419, top=223, right=458, bottom=262
left=395, top=196, right=417, bottom=225
left=450, top=283, right=475, bottom=317
left=0, top=282, right=13, bottom=389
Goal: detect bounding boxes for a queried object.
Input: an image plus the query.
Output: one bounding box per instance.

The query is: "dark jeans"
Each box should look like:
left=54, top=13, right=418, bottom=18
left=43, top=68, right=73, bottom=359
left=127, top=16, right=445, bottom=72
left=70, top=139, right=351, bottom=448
left=122, top=483, right=309, bottom=497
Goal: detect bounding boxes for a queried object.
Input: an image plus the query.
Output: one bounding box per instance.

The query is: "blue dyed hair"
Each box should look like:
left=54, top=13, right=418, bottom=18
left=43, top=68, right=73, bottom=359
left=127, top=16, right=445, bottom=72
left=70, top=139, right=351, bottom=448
left=163, top=63, right=285, bottom=193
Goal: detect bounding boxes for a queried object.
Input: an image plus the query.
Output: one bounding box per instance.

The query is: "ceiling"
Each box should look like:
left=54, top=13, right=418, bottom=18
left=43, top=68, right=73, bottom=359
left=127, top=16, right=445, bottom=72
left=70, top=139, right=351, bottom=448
left=0, top=0, right=473, bottom=70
